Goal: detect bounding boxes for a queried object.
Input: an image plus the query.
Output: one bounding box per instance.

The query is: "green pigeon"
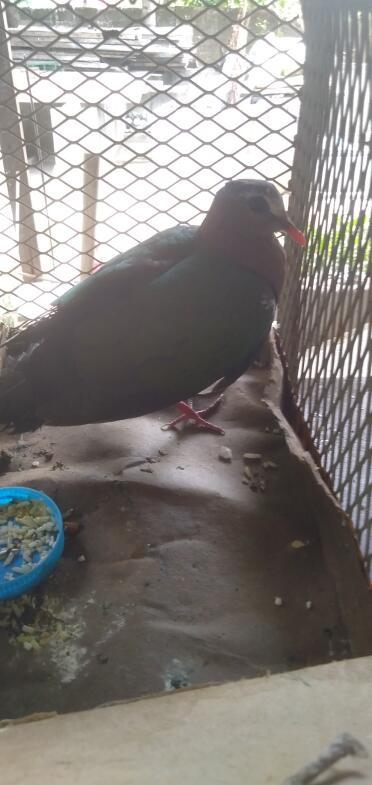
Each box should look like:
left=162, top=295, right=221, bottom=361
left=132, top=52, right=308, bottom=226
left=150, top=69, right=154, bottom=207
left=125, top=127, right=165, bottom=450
left=0, top=179, right=305, bottom=435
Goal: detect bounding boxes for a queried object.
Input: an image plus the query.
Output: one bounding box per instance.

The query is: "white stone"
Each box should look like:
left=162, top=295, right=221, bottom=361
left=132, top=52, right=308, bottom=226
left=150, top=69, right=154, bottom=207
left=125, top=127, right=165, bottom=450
left=219, top=446, right=232, bottom=463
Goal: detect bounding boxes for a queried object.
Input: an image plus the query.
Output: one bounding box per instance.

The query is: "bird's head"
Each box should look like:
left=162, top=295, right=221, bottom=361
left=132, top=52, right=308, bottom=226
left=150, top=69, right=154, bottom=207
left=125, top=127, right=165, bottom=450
left=206, top=179, right=306, bottom=246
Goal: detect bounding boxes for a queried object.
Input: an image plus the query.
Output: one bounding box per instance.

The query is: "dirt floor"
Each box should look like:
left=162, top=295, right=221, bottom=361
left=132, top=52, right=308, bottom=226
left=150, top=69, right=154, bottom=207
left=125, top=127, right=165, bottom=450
left=0, top=363, right=371, bottom=720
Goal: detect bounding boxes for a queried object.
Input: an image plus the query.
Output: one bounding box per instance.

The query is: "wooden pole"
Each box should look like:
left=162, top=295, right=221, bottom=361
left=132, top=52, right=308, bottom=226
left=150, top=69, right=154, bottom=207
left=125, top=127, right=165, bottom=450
left=80, top=154, right=99, bottom=277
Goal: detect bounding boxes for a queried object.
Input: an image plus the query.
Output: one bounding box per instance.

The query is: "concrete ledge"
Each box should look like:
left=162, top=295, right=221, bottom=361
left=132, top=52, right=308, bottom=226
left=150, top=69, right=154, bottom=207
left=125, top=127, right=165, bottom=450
left=1, top=656, right=372, bottom=785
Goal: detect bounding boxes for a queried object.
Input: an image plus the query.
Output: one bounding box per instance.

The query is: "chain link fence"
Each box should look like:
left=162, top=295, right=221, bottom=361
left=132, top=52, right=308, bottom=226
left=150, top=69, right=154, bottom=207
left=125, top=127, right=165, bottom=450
left=0, top=0, right=370, bottom=573
left=280, top=0, right=371, bottom=575
left=0, top=0, right=303, bottom=323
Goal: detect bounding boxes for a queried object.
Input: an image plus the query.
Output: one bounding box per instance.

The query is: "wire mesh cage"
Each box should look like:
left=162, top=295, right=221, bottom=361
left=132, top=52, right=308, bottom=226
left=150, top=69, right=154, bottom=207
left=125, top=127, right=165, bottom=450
left=280, top=0, right=371, bottom=575
left=0, top=0, right=303, bottom=324
left=0, top=0, right=370, bottom=575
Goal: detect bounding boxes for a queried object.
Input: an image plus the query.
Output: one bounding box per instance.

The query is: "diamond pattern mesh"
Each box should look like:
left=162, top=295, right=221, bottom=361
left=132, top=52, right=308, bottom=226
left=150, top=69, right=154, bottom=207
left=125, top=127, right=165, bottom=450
left=0, top=0, right=303, bottom=323
left=279, top=0, right=371, bottom=575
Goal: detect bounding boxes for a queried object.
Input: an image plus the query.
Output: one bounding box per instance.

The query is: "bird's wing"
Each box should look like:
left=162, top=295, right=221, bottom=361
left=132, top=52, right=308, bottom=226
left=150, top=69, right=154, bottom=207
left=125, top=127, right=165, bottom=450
left=4, top=225, right=198, bottom=356
left=56, top=224, right=197, bottom=313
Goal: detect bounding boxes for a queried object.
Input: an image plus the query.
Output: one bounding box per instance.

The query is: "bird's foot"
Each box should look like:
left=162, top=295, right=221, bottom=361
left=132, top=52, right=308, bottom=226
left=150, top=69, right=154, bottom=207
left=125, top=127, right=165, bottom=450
left=162, top=396, right=225, bottom=435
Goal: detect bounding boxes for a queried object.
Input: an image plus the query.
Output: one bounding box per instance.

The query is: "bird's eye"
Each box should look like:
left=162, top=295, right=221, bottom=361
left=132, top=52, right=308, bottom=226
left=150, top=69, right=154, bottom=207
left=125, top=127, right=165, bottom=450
left=248, top=196, right=270, bottom=213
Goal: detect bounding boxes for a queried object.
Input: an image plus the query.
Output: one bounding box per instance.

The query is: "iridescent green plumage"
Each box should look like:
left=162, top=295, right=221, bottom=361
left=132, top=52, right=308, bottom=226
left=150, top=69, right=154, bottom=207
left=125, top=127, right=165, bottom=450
left=0, top=180, right=301, bottom=432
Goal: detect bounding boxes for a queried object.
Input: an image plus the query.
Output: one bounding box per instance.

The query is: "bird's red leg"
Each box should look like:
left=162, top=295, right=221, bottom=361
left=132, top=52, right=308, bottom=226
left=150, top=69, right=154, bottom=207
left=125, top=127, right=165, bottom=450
left=162, top=395, right=225, bottom=435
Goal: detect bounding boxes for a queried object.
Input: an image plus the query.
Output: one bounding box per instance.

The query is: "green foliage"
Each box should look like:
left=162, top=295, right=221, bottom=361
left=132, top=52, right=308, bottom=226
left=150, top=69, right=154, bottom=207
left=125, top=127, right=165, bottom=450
left=312, top=214, right=371, bottom=274
left=171, top=0, right=300, bottom=15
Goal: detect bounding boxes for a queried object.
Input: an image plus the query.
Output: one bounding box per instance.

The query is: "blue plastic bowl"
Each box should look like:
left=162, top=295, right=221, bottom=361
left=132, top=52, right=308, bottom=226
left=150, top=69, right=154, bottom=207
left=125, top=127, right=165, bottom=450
left=0, top=486, right=64, bottom=600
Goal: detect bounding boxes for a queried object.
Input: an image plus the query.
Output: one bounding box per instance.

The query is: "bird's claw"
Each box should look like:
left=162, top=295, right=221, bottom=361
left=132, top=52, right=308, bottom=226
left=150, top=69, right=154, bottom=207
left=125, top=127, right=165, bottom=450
left=162, top=396, right=225, bottom=435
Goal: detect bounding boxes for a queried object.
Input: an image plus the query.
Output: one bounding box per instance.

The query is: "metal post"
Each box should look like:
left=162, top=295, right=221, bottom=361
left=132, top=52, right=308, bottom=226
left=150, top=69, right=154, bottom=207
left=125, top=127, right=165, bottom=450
left=0, top=0, right=41, bottom=278
left=80, top=153, right=99, bottom=276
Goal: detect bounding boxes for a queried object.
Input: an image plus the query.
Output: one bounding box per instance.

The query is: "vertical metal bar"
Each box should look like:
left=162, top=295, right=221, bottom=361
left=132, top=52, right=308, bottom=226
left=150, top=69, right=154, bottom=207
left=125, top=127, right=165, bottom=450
left=0, top=0, right=41, bottom=278
left=80, top=154, right=99, bottom=277
left=280, top=0, right=372, bottom=575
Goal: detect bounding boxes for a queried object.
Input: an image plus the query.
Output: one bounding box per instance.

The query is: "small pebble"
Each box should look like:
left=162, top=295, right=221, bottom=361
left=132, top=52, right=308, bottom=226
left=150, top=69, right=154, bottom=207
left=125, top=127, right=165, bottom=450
left=291, top=539, right=307, bottom=549
left=219, top=446, right=232, bottom=463
left=305, top=600, right=313, bottom=610
left=274, top=596, right=283, bottom=607
left=77, top=554, right=86, bottom=563
left=263, top=461, right=278, bottom=470
left=31, top=460, right=40, bottom=468
left=243, top=453, right=262, bottom=463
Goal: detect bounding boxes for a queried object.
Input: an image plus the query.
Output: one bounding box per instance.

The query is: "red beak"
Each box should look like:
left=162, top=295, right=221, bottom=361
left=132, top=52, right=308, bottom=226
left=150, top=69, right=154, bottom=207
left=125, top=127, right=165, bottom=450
left=285, top=220, right=306, bottom=247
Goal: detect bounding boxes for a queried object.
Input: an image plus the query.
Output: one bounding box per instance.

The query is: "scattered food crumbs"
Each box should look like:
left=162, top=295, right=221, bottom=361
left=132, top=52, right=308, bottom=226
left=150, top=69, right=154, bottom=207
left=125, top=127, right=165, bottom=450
left=274, top=596, right=284, bottom=607
left=31, top=460, right=40, bottom=468
left=22, top=624, right=34, bottom=634
left=306, top=600, right=313, bottom=610
left=259, top=480, right=266, bottom=492
left=243, top=453, right=262, bottom=463
left=158, top=449, right=168, bottom=456
left=52, top=461, right=65, bottom=471
left=77, top=554, right=86, bottom=563
left=272, top=428, right=281, bottom=435
left=244, top=467, right=253, bottom=480
left=291, top=539, right=307, bottom=550
left=219, top=446, right=232, bottom=463
left=263, top=460, right=278, bottom=470
left=64, top=521, right=83, bottom=537
left=177, top=465, right=185, bottom=470
left=140, top=467, right=153, bottom=473
left=0, top=594, right=79, bottom=652
left=122, top=458, right=148, bottom=470
left=0, top=450, right=12, bottom=475
left=34, top=449, right=54, bottom=462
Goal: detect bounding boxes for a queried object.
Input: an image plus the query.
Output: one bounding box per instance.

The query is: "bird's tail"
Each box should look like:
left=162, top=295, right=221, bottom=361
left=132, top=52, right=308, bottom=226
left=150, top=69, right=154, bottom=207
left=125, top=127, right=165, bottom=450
left=0, top=322, right=42, bottom=432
